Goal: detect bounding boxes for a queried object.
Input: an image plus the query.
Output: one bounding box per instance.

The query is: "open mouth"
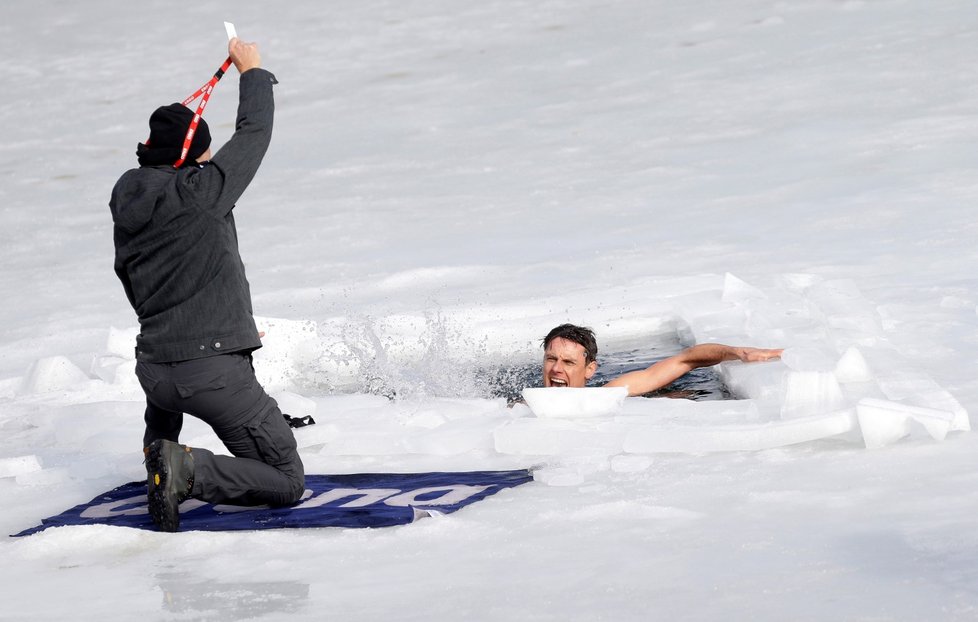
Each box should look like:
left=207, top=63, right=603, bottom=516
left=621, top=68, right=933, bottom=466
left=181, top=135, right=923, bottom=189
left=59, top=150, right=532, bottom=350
left=549, top=377, right=568, bottom=387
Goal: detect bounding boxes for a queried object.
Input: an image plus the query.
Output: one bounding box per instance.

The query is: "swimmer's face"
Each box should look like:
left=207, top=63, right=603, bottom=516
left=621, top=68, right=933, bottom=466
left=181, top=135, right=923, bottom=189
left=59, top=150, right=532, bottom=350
left=543, top=337, right=597, bottom=388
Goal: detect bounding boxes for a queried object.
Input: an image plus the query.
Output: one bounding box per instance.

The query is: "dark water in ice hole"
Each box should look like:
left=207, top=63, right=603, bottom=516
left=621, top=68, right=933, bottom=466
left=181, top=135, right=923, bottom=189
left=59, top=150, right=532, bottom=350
left=484, top=344, right=733, bottom=404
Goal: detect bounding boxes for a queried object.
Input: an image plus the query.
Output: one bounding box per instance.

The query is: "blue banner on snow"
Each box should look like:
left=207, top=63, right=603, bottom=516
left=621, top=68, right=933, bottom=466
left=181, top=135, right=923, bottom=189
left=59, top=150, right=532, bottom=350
left=12, top=470, right=533, bottom=537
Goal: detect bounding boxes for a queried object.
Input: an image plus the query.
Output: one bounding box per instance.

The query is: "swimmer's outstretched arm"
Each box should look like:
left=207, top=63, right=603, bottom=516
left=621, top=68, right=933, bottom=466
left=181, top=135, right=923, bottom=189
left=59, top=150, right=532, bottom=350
left=604, top=344, right=783, bottom=397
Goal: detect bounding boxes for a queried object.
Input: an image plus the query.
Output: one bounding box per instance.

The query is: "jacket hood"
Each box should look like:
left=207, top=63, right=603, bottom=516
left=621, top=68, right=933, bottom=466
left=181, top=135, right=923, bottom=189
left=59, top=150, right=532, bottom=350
left=109, top=167, right=175, bottom=234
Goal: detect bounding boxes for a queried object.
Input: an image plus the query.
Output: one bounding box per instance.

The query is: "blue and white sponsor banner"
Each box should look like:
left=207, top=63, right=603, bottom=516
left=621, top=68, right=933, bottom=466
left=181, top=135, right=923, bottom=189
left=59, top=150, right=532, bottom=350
left=13, top=470, right=533, bottom=536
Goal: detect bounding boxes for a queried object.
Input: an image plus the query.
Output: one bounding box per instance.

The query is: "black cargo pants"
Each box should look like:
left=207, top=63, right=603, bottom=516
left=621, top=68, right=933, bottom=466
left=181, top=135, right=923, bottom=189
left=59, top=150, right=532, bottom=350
left=136, top=352, right=305, bottom=507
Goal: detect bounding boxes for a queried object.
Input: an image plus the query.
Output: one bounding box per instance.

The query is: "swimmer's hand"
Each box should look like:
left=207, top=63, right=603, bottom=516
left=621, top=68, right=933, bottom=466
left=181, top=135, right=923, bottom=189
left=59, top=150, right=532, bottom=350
left=730, top=347, right=783, bottom=363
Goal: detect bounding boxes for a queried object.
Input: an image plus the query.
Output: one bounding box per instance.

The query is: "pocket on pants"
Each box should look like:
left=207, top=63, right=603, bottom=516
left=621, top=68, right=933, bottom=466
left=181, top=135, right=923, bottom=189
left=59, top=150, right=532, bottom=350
left=135, top=362, right=161, bottom=393
left=246, top=410, right=298, bottom=467
left=174, top=372, right=227, bottom=399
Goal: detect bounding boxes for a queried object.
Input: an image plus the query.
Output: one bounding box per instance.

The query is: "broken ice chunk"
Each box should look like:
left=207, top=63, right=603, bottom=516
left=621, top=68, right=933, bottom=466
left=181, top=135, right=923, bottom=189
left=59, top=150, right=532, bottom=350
left=0, top=454, right=43, bottom=478
left=18, top=356, right=90, bottom=395
left=521, top=387, right=627, bottom=418
left=780, top=371, right=846, bottom=419
left=856, top=398, right=957, bottom=449
left=834, top=346, right=873, bottom=383
left=721, top=273, right=767, bottom=304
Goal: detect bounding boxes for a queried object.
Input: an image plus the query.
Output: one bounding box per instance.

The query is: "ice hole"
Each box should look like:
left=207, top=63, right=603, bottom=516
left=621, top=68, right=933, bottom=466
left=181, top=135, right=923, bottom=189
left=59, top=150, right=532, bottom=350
left=354, top=336, right=732, bottom=402
left=308, top=316, right=737, bottom=404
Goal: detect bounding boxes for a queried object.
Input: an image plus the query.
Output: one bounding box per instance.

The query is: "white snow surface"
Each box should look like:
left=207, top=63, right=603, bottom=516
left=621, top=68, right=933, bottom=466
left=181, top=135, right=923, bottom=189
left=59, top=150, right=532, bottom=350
left=3, top=0, right=978, bottom=619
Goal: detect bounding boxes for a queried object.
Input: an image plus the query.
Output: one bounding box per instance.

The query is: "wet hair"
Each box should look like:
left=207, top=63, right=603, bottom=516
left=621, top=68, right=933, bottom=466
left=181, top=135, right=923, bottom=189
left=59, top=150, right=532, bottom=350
left=542, top=324, right=598, bottom=364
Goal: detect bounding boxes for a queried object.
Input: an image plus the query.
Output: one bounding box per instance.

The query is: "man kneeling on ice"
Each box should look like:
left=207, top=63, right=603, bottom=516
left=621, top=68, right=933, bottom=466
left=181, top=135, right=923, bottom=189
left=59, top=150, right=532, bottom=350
left=109, top=38, right=304, bottom=532
left=541, top=324, right=782, bottom=395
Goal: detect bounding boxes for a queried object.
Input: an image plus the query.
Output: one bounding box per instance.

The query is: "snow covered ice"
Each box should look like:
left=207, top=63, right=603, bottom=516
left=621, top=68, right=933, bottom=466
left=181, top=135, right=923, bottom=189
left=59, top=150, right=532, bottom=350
left=521, top=386, right=628, bottom=418
left=3, top=0, right=978, bottom=620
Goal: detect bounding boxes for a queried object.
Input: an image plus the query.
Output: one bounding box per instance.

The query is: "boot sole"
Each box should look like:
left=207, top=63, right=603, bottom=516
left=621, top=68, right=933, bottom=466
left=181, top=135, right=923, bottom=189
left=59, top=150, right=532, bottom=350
left=146, top=440, right=181, bottom=532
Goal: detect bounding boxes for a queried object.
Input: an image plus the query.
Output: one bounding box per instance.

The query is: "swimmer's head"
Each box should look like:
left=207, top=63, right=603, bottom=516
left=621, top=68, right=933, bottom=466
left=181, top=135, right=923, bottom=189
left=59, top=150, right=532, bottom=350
left=541, top=324, right=598, bottom=388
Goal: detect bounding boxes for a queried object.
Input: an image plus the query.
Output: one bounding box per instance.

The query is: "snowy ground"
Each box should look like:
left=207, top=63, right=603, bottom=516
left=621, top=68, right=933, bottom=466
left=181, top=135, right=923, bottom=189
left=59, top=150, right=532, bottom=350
left=2, top=0, right=978, bottom=619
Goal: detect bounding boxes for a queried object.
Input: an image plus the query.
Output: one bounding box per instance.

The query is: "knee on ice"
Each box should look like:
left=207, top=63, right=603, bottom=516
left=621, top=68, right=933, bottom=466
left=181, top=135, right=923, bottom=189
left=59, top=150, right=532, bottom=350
left=284, top=461, right=306, bottom=504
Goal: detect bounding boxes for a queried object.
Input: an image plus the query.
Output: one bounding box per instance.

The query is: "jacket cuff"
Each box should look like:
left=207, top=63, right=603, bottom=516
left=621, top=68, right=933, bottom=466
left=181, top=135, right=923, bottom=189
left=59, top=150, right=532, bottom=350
left=241, top=67, right=278, bottom=86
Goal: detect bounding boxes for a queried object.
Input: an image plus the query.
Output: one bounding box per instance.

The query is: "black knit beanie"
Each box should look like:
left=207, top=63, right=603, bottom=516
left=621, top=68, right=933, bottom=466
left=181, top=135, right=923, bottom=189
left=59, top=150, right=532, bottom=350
left=136, top=103, right=212, bottom=167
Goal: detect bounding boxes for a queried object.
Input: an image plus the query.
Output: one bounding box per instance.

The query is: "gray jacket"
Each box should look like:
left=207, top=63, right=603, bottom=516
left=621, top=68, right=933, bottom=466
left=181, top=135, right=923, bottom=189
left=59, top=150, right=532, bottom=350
left=110, top=68, right=278, bottom=363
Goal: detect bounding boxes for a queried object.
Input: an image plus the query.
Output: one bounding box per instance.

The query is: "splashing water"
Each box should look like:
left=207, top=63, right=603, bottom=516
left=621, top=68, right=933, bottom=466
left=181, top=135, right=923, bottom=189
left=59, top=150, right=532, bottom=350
left=336, top=312, right=493, bottom=399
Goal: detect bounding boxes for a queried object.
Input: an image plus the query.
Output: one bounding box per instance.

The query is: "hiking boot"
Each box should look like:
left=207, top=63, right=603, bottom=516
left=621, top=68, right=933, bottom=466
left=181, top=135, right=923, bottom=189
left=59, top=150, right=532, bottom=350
left=144, top=439, right=195, bottom=532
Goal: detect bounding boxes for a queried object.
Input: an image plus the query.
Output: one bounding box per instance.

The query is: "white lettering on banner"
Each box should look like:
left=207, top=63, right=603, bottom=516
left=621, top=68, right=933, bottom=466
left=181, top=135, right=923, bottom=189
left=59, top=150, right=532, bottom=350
left=80, top=496, right=209, bottom=518
left=213, top=489, right=313, bottom=513
left=384, top=485, right=492, bottom=507
left=294, top=488, right=401, bottom=510
left=180, top=499, right=208, bottom=512
left=80, top=494, right=146, bottom=519
left=79, top=484, right=500, bottom=518
left=213, top=502, right=268, bottom=513
left=294, top=485, right=495, bottom=510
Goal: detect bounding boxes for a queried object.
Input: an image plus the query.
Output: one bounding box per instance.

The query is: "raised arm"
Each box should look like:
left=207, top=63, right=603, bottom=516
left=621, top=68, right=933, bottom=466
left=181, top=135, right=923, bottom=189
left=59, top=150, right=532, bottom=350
left=604, top=343, right=783, bottom=397
left=183, top=38, right=277, bottom=214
